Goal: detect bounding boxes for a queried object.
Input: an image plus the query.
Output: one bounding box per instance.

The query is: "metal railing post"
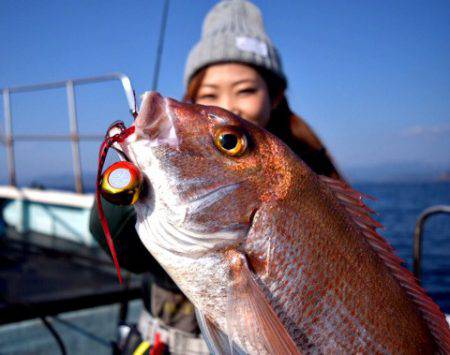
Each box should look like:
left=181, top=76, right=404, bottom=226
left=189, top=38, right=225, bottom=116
left=3, top=88, right=16, bottom=186
left=66, top=81, right=84, bottom=193
left=413, top=205, right=450, bottom=284
left=0, top=73, right=136, bottom=192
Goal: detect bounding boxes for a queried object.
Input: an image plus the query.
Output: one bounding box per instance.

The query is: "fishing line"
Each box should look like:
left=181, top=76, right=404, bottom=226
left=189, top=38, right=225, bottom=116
left=151, top=0, right=170, bottom=91
left=0, top=294, right=67, bottom=355
left=40, top=316, right=67, bottom=355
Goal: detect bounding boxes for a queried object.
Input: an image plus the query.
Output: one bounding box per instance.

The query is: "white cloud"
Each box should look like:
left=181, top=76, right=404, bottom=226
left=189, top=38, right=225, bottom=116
left=402, top=123, right=450, bottom=138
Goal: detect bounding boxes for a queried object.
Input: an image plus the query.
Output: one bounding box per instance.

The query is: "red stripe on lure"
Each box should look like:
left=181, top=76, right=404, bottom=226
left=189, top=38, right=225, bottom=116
left=96, top=123, right=137, bottom=284
left=101, top=161, right=142, bottom=206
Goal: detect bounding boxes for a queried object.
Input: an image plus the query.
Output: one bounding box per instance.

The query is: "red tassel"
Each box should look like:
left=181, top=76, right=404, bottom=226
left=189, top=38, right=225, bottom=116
left=96, top=124, right=136, bottom=284
left=150, top=332, right=166, bottom=355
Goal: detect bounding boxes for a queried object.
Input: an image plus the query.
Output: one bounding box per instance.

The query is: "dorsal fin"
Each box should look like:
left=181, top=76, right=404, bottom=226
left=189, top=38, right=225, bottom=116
left=319, top=175, right=450, bottom=352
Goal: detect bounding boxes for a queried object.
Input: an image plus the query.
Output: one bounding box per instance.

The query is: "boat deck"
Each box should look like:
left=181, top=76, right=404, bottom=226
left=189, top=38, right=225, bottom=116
left=0, top=227, right=141, bottom=325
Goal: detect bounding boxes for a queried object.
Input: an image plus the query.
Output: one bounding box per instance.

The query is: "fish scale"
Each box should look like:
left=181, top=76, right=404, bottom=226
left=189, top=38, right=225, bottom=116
left=105, top=91, right=450, bottom=354
left=249, top=185, right=432, bottom=353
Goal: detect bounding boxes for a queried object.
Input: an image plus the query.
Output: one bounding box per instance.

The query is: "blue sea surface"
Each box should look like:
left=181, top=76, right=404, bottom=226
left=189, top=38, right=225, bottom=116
left=354, top=182, right=450, bottom=314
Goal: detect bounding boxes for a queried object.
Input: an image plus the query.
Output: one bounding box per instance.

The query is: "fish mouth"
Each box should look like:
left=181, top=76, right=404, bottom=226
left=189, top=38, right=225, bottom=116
left=135, top=92, right=166, bottom=136
left=104, top=91, right=179, bottom=159
left=134, top=91, right=179, bottom=147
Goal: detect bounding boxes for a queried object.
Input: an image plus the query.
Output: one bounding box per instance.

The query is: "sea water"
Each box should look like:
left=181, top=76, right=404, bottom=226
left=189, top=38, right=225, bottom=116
left=356, top=182, right=450, bottom=313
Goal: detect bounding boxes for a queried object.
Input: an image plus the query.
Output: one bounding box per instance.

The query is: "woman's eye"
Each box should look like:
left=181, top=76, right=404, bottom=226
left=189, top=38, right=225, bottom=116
left=238, top=87, right=257, bottom=96
left=213, top=126, right=248, bottom=157
left=197, top=94, right=217, bottom=101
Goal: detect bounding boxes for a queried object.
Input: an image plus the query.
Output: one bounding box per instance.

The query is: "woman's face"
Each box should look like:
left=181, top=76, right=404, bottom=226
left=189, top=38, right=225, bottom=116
left=195, top=63, right=272, bottom=127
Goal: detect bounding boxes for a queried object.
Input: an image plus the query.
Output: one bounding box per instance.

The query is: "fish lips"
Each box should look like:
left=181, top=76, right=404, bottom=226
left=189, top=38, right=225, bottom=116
left=104, top=90, right=179, bottom=183
left=134, top=91, right=180, bottom=147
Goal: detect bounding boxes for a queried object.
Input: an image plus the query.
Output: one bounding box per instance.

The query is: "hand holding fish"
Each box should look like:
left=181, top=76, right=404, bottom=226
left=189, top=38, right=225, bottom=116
left=98, top=92, right=450, bottom=354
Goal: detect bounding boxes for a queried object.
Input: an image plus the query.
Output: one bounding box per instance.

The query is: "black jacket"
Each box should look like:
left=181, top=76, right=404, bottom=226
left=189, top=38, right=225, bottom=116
left=89, top=197, right=180, bottom=291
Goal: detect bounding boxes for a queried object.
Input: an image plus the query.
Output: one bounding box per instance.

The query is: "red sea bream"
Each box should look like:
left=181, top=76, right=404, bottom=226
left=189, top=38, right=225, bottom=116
left=110, top=91, right=450, bottom=354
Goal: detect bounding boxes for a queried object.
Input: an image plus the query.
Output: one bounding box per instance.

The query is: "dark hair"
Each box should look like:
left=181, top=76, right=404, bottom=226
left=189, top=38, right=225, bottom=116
left=183, top=64, right=342, bottom=180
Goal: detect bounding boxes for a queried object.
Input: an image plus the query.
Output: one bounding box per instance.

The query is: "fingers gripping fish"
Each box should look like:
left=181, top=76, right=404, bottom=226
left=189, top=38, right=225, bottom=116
left=98, top=92, right=450, bottom=354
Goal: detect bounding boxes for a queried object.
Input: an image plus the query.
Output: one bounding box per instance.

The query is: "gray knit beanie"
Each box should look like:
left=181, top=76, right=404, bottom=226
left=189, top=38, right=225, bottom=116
left=184, top=0, right=286, bottom=87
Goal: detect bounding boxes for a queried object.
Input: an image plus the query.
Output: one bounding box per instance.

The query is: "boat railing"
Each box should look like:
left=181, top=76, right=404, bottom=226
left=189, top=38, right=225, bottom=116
left=0, top=73, right=137, bottom=193
left=0, top=74, right=142, bottom=328
left=413, top=205, right=450, bottom=284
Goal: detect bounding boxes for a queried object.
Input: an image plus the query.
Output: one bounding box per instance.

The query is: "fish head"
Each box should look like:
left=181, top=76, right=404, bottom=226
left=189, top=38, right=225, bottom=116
left=118, top=91, right=299, bottom=255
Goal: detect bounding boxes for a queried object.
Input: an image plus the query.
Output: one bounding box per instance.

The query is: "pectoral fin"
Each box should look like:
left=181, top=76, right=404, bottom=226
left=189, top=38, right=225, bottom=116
left=226, top=250, right=301, bottom=354
left=195, top=308, right=244, bottom=355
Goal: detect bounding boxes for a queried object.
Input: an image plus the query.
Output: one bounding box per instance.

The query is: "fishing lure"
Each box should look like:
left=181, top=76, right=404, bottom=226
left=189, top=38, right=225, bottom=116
left=96, top=120, right=139, bottom=283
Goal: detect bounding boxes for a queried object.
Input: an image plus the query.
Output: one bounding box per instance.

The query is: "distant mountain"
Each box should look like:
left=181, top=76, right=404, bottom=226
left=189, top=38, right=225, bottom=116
left=343, top=161, right=450, bottom=183
left=1, top=172, right=98, bottom=192
left=438, top=171, right=450, bottom=182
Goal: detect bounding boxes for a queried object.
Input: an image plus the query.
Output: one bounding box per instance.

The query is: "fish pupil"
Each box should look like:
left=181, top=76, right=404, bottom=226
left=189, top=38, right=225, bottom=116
left=220, top=134, right=238, bottom=150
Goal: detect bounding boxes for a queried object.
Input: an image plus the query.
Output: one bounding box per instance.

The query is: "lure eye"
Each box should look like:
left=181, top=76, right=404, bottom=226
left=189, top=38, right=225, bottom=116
left=213, top=126, right=248, bottom=157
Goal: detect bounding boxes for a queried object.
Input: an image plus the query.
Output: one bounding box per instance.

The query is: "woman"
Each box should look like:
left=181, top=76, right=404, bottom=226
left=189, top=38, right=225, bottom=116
left=90, top=0, right=341, bottom=353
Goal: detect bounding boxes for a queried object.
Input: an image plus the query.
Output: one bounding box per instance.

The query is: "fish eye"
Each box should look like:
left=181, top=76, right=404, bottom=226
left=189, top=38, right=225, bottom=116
left=213, top=126, right=248, bottom=157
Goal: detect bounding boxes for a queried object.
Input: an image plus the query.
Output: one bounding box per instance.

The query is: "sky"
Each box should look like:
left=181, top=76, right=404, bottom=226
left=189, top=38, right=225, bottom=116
left=0, top=0, right=449, bottom=186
